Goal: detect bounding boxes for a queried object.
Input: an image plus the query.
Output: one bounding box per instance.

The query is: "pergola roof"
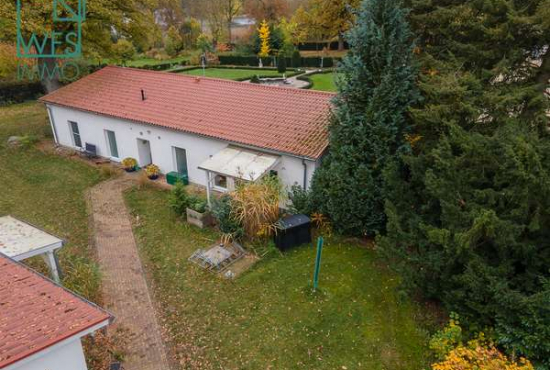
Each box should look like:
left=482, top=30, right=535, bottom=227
left=199, top=146, right=280, bottom=182
left=0, top=216, right=63, bottom=260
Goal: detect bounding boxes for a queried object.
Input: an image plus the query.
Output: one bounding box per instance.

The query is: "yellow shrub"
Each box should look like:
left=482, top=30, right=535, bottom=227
left=432, top=340, right=534, bottom=370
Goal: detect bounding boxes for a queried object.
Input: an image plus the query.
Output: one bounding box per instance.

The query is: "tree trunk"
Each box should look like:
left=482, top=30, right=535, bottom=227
left=39, top=57, right=62, bottom=93
left=338, top=33, right=345, bottom=51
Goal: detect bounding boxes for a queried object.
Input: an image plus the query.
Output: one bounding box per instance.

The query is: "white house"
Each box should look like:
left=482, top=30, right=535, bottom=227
left=0, top=253, right=112, bottom=370
left=40, top=66, right=334, bottom=200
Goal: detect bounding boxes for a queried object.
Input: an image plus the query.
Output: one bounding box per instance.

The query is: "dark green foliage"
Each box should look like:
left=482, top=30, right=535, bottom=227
left=291, top=50, right=301, bottom=68
left=188, top=196, right=207, bottom=213
left=168, top=180, right=189, bottom=216
left=211, top=195, right=244, bottom=240
left=288, top=184, right=313, bottom=215
left=0, top=80, right=44, bottom=105
left=310, top=0, right=418, bottom=236
left=381, top=0, right=550, bottom=366
left=217, top=54, right=340, bottom=68
left=277, top=55, right=287, bottom=73
left=250, top=75, right=261, bottom=84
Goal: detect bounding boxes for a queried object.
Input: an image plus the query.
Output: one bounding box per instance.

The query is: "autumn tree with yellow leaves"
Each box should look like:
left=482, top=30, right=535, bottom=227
left=257, top=20, right=270, bottom=58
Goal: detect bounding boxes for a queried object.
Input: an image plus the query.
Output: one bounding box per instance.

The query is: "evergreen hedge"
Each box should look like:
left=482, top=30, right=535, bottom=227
left=0, top=80, right=44, bottom=105
left=218, top=55, right=341, bottom=68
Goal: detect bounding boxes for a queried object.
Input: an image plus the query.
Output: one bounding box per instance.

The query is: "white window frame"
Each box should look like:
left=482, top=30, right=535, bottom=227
left=213, top=174, right=228, bottom=192
left=104, top=130, right=120, bottom=160
left=68, top=121, right=82, bottom=148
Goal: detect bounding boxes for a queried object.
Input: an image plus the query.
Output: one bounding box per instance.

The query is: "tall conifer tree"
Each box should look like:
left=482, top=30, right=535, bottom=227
left=381, top=1, right=550, bottom=366
left=310, top=0, right=418, bottom=236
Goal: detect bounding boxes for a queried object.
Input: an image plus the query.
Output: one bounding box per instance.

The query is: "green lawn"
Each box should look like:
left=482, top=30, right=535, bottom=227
left=125, top=187, right=431, bottom=370
left=0, top=102, right=104, bottom=302
left=126, top=55, right=190, bottom=67
left=179, top=67, right=284, bottom=80
left=309, top=72, right=341, bottom=92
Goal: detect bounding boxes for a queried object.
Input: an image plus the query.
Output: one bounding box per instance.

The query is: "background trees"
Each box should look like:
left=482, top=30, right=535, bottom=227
left=309, top=0, right=418, bottom=236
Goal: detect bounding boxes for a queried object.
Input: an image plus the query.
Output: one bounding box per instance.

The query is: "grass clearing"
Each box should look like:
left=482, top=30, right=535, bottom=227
left=0, top=102, right=104, bottom=302
left=126, top=186, right=432, bottom=370
left=179, top=67, right=283, bottom=80
left=309, top=72, right=341, bottom=92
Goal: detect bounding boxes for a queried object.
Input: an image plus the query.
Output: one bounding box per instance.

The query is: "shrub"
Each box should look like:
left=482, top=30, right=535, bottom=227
left=168, top=180, right=189, bottom=216
left=429, top=313, right=464, bottom=361
left=0, top=80, right=44, bottom=105
left=121, top=157, right=137, bottom=170
left=211, top=195, right=244, bottom=242
left=250, top=75, right=261, bottom=84
left=291, top=49, right=301, bottom=68
left=288, top=184, right=312, bottom=215
left=432, top=340, right=534, bottom=370
left=188, top=196, right=208, bottom=213
left=277, top=55, right=287, bottom=73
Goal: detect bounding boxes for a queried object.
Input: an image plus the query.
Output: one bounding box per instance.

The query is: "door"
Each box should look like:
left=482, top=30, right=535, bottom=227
left=105, top=130, right=119, bottom=159
left=174, top=147, right=188, bottom=175
left=137, top=139, right=152, bottom=166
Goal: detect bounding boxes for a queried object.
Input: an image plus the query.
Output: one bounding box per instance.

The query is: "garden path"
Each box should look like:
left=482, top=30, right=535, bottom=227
left=90, top=176, right=172, bottom=370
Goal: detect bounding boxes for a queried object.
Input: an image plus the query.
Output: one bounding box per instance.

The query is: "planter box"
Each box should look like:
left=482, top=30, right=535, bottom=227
left=186, top=208, right=214, bottom=228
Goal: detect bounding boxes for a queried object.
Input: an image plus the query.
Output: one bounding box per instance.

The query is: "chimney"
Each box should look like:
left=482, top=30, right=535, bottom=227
left=141, top=89, right=146, bottom=101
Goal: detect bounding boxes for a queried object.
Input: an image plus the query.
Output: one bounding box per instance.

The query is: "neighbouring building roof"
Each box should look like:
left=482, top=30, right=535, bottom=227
left=40, top=66, right=335, bottom=159
left=0, top=253, right=112, bottom=368
left=0, top=216, right=63, bottom=260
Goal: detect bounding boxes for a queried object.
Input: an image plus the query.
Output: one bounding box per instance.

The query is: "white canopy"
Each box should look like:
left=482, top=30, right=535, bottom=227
left=199, top=146, right=280, bottom=182
left=0, top=216, right=64, bottom=282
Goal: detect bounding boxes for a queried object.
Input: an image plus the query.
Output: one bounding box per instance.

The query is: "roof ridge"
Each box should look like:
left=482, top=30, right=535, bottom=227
left=105, top=65, right=338, bottom=97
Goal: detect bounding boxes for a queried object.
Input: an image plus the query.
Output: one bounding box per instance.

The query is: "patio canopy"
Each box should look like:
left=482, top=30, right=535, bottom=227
left=199, top=146, right=280, bottom=182
left=0, top=215, right=64, bottom=283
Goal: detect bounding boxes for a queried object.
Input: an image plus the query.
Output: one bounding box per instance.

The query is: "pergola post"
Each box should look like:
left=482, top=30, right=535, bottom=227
left=42, top=251, right=61, bottom=283
left=205, top=170, right=212, bottom=209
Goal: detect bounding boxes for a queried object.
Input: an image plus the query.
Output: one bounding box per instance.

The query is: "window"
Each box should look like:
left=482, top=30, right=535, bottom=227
left=214, top=174, right=227, bottom=189
left=69, top=121, right=82, bottom=148
left=105, top=130, right=119, bottom=158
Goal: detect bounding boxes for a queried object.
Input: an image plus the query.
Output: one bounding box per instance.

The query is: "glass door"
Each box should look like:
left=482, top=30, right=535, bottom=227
left=174, top=147, right=188, bottom=175
left=105, top=130, right=119, bottom=158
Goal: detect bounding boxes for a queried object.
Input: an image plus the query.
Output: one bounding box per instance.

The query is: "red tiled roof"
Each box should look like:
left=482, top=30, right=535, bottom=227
left=40, top=66, right=335, bottom=159
left=0, top=254, right=112, bottom=368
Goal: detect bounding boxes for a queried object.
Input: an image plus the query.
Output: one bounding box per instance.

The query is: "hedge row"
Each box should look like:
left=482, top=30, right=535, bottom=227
left=0, top=81, right=44, bottom=105
left=297, top=41, right=349, bottom=51
left=218, top=55, right=341, bottom=68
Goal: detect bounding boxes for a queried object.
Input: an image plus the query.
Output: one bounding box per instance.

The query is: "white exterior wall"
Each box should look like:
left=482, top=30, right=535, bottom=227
left=47, top=105, right=318, bottom=190
left=8, top=340, right=87, bottom=370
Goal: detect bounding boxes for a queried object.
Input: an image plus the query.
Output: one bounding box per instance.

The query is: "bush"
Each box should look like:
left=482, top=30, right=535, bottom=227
left=0, top=80, right=44, bottom=105
left=432, top=340, right=534, bottom=370
left=277, top=55, right=287, bottom=73
left=429, top=313, right=464, bottom=361
left=288, top=184, right=313, bottom=215
left=211, top=195, right=244, bottom=241
left=217, top=54, right=341, bottom=68
left=168, top=180, right=189, bottom=216
left=250, top=75, right=261, bottom=84
left=291, top=50, right=301, bottom=68
left=188, top=196, right=208, bottom=213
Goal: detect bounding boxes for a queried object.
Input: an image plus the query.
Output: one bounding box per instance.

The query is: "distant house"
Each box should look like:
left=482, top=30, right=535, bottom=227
left=40, top=67, right=334, bottom=198
left=0, top=253, right=112, bottom=370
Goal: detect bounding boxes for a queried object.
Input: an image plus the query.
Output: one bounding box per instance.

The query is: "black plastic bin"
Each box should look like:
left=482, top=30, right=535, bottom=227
left=274, top=214, right=312, bottom=251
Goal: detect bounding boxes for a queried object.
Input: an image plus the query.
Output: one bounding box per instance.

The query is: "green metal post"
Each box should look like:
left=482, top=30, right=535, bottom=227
left=313, top=236, right=324, bottom=291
